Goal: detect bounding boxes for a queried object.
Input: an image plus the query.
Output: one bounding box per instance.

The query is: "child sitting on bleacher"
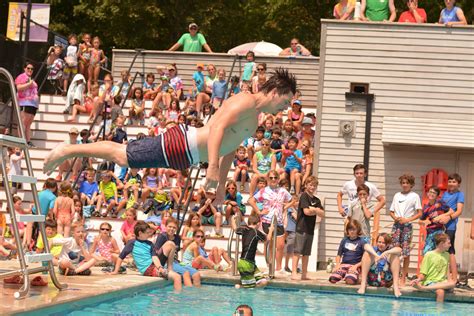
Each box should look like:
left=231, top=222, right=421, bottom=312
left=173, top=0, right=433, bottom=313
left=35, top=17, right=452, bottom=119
left=96, top=171, right=119, bottom=217
left=196, top=188, right=223, bottom=238
left=232, top=146, right=250, bottom=192
left=128, top=87, right=145, bottom=126
left=79, top=168, right=99, bottom=206
left=36, top=219, right=63, bottom=266
left=11, top=195, right=33, bottom=250
left=90, top=222, right=120, bottom=267
left=122, top=168, right=142, bottom=207
left=245, top=126, right=265, bottom=162
left=143, top=73, right=158, bottom=100
left=121, top=207, right=137, bottom=244
left=223, top=180, right=246, bottom=225
left=281, top=136, right=303, bottom=195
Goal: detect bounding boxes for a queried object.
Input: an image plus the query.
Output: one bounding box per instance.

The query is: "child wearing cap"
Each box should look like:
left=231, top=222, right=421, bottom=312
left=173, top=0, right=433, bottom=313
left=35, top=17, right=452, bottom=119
left=287, top=100, right=304, bottom=131
left=296, top=116, right=315, bottom=147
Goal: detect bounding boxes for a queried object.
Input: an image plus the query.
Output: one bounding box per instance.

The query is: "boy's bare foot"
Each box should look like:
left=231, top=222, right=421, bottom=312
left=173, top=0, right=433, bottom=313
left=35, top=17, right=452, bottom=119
left=291, top=274, right=299, bottom=281
left=394, top=287, right=402, bottom=297
left=43, top=143, right=69, bottom=174
left=357, top=287, right=366, bottom=295
left=301, top=276, right=312, bottom=281
left=67, top=117, right=77, bottom=123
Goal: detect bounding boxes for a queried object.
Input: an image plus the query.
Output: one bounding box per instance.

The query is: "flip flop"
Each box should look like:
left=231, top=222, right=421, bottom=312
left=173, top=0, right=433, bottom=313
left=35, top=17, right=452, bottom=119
left=3, top=275, right=23, bottom=284
left=30, top=276, right=48, bottom=286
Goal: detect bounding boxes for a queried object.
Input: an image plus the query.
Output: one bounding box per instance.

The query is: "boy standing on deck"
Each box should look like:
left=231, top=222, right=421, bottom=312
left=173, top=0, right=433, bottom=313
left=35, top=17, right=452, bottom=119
left=436, top=173, right=464, bottom=285
left=232, top=214, right=274, bottom=289
left=292, top=176, right=324, bottom=281
left=389, top=174, right=422, bottom=286
left=410, top=233, right=456, bottom=302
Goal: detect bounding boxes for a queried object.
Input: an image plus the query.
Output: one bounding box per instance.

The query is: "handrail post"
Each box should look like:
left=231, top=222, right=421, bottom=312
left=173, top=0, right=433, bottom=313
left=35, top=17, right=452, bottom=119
left=268, top=215, right=277, bottom=279
left=233, top=214, right=241, bottom=276
left=116, top=49, right=144, bottom=98
left=177, top=164, right=202, bottom=235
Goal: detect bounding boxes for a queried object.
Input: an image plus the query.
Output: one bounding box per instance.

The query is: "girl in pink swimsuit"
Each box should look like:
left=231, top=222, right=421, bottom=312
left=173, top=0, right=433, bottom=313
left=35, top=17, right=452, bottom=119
left=90, top=222, right=120, bottom=265
left=53, top=182, right=75, bottom=237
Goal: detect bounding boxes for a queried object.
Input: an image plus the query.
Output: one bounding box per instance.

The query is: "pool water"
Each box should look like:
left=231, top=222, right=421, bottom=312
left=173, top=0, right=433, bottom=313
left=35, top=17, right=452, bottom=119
left=39, top=284, right=471, bottom=315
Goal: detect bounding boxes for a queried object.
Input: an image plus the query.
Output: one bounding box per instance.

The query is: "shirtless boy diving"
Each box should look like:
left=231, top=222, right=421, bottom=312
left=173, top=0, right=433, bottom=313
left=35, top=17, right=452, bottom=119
left=43, top=68, right=297, bottom=195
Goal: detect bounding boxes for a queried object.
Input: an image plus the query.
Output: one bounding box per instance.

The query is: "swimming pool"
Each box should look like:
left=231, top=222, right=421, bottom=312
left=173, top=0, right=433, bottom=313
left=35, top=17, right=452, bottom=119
left=19, top=283, right=472, bottom=315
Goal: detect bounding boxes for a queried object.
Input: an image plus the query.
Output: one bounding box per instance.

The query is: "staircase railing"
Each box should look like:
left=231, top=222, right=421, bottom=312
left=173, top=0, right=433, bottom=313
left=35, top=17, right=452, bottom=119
left=227, top=213, right=242, bottom=276
left=265, top=214, right=277, bottom=278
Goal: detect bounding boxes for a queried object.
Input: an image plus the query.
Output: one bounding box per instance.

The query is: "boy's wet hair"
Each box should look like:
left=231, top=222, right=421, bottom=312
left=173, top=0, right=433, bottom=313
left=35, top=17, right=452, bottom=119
left=134, top=221, right=150, bottom=236
left=448, top=173, right=462, bottom=184
left=434, top=233, right=449, bottom=246
left=356, top=184, right=370, bottom=194
left=345, top=218, right=362, bottom=236
left=304, top=176, right=319, bottom=187
left=399, top=173, right=415, bottom=186
left=247, top=214, right=260, bottom=226
left=260, top=68, right=297, bottom=96
left=353, top=164, right=367, bottom=174
left=45, top=219, right=57, bottom=229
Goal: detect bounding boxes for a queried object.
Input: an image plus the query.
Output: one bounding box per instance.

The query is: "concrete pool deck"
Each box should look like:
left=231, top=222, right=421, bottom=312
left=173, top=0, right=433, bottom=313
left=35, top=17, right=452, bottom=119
left=1, top=260, right=473, bottom=315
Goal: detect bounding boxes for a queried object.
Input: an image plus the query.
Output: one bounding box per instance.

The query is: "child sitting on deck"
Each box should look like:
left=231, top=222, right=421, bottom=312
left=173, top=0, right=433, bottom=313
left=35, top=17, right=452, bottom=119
left=51, top=223, right=96, bottom=275
left=181, top=229, right=223, bottom=271
left=112, top=221, right=182, bottom=291
left=410, top=233, right=456, bottom=302
left=329, top=219, right=378, bottom=285
left=232, top=214, right=273, bottom=289
left=199, top=236, right=232, bottom=271
left=90, top=222, right=120, bottom=267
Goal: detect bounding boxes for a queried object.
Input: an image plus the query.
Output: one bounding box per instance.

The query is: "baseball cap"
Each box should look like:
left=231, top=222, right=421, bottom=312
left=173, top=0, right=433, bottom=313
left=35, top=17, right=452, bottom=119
left=206, top=187, right=216, bottom=195
left=69, top=127, right=79, bottom=134
left=189, top=23, right=198, bottom=29
left=292, top=99, right=302, bottom=106
left=302, top=117, right=314, bottom=126
left=196, top=63, right=205, bottom=69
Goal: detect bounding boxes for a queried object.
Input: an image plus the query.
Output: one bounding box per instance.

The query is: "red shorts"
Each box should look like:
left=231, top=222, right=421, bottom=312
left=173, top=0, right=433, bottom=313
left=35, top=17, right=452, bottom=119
left=144, top=264, right=159, bottom=277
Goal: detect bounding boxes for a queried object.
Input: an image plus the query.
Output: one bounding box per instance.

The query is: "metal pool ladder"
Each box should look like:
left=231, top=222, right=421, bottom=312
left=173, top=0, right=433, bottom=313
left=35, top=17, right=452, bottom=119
left=265, top=215, right=277, bottom=279
left=227, top=213, right=241, bottom=276
left=0, top=67, right=67, bottom=299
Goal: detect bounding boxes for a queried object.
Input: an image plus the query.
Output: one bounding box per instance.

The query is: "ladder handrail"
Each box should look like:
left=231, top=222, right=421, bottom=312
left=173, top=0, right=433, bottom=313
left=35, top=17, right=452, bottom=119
left=226, top=213, right=241, bottom=276
left=265, top=214, right=277, bottom=278
left=0, top=68, right=67, bottom=298
left=177, top=164, right=204, bottom=235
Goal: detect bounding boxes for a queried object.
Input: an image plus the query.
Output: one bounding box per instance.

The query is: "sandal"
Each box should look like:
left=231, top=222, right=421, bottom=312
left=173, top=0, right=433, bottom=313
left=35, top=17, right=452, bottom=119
left=224, top=264, right=233, bottom=272
left=30, top=276, right=48, bottom=286
left=60, top=268, right=77, bottom=276
left=3, top=275, right=23, bottom=284
left=213, top=264, right=223, bottom=272
left=76, top=269, right=92, bottom=276
left=158, top=267, right=168, bottom=280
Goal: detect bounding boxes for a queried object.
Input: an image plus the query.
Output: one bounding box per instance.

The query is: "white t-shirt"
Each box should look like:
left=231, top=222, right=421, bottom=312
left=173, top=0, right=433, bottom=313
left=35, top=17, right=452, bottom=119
left=389, top=191, right=422, bottom=218
left=52, top=237, right=82, bottom=263
left=340, top=179, right=381, bottom=206
left=8, top=154, right=22, bottom=176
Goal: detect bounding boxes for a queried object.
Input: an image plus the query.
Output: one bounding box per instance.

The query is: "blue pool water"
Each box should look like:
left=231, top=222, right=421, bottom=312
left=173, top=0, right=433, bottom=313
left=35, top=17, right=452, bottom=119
left=31, top=283, right=471, bottom=315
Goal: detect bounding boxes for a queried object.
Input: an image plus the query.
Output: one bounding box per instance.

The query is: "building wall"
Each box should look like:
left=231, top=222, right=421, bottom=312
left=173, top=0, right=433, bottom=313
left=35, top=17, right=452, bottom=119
left=315, top=20, right=474, bottom=268
left=112, top=50, right=319, bottom=112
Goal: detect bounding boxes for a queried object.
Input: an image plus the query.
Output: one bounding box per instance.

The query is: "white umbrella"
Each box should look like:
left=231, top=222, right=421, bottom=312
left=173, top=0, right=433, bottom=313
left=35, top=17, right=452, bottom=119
left=227, top=41, right=283, bottom=57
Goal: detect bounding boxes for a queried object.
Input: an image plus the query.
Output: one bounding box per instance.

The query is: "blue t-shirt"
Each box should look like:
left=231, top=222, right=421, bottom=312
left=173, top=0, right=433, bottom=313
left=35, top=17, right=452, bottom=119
left=337, top=236, right=366, bottom=265
left=119, top=239, right=155, bottom=274
left=242, top=62, right=255, bottom=81
left=211, top=79, right=227, bottom=99
left=32, top=189, right=56, bottom=216
left=192, top=71, right=205, bottom=93
left=284, top=149, right=303, bottom=170
left=442, top=190, right=464, bottom=231
left=286, top=207, right=297, bottom=233
left=79, top=181, right=99, bottom=198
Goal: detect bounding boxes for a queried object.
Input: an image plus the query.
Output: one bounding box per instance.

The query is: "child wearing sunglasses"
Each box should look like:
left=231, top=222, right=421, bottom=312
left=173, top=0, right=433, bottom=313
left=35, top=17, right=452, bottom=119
left=90, top=222, right=120, bottom=267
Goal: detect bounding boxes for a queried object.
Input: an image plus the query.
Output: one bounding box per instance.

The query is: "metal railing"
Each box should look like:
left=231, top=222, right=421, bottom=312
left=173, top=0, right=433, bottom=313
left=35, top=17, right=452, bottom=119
left=227, top=213, right=242, bottom=276
left=265, top=215, right=278, bottom=279
left=176, top=163, right=204, bottom=235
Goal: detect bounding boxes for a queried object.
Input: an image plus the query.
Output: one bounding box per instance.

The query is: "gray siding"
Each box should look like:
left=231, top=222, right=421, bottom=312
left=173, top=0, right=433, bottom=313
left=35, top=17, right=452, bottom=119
left=316, top=20, right=474, bottom=268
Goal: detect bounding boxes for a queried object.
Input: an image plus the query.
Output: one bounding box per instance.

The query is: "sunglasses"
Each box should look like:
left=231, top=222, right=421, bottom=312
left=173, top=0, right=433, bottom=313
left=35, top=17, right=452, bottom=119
left=269, top=176, right=278, bottom=180
left=168, top=69, right=175, bottom=71
left=257, top=68, right=265, bottom=71
left=100, top=227, right=110, bottom=231
left=26, top=67, right=34, bottom=70
left=291, top=42, right=298, bottom=45
left=262, top=143, right=270, bottom=146
left=195, top=235, right=204, bottom=238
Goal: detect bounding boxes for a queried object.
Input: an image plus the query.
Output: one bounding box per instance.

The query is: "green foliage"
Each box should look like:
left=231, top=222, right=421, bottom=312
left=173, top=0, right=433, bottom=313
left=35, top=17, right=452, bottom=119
left=44, top=0, right=473, bottom=56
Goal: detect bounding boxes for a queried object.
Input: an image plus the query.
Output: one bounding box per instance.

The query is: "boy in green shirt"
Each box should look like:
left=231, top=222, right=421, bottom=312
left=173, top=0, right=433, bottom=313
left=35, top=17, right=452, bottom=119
left=36, top=219, right=63, bottom=265
left=96, top=171, right=118, bottom=217
left=411, top=233, right=456, bottom=302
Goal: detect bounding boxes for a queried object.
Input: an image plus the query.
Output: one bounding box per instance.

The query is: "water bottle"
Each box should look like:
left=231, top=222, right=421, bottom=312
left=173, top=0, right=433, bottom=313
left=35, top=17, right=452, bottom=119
left=326, top=258, right=335, bottom=273
left=354, top=1, right=361, bottom=21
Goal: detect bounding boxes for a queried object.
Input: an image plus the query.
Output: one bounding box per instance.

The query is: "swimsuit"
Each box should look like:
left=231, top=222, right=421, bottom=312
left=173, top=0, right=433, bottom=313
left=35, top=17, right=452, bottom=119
left=126, top=124, right=199, bottom=170
left=97, top=238, right=113, bottom=261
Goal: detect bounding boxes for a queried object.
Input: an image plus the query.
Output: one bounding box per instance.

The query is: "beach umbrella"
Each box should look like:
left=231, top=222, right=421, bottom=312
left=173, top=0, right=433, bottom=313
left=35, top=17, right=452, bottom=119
left=227, top=41, right=283, bottom=57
